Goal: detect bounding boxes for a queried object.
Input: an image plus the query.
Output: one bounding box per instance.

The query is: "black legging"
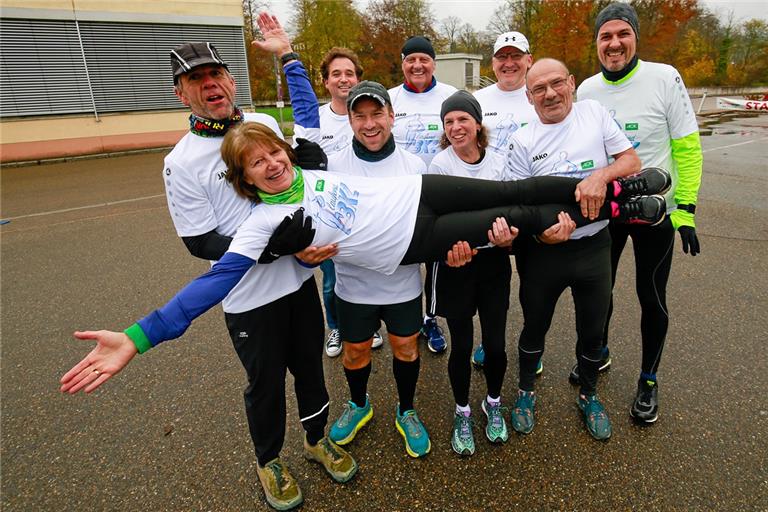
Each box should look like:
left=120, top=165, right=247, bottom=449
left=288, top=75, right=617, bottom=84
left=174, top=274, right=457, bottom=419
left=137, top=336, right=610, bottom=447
left=401, top=175, right=612, bottom=264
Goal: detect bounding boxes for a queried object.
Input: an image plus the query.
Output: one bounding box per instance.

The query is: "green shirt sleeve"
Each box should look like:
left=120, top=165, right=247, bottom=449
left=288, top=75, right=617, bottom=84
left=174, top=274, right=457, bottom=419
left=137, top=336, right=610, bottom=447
left=124, top=323, right=152, bottom=354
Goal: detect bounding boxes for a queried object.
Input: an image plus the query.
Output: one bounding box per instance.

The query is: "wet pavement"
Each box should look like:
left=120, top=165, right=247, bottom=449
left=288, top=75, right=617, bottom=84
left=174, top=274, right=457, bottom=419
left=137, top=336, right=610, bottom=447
left=1, top=115, right=767, bottom=511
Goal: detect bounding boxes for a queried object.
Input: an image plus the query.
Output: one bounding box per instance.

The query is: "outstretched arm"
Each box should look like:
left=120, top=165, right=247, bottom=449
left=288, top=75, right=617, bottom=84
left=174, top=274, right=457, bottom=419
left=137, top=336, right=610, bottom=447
left=60, top=331, right=138, bottom=394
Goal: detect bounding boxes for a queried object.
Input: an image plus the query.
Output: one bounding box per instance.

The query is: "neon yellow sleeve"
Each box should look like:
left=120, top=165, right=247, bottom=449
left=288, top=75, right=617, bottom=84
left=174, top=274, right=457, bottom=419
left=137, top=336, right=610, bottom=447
left=670, top=131, right=702, bottom=206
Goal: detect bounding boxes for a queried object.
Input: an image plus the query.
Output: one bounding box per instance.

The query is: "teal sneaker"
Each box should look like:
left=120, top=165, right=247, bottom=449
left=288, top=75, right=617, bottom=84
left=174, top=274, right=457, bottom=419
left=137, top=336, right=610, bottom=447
left=481, top=399, right=509, bottom=443
left=329, top=397, right=373, bottom=445
left=511, top=390, right=536, bottom=435
left=395, top=405, right=431, bottom=458
left=471, top=345, right=485, bottom=369
left=450, top=412, right=475, bottom=456
left=578, top=394, right=612, bottom=441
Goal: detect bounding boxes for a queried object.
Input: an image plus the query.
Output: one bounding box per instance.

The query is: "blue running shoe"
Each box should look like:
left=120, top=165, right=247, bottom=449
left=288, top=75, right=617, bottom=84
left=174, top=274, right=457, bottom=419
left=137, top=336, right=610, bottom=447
left=471, top=345, right=485, bottom=369
left=481, top=399, right=509, bottom=443
left=395, top=405, right=431, bottom=458
left=511, top=390, right=536, bottom=435
left=450, top=412, right=475, bottom=456
left=421, top=317, right=446, bottom=353
left=578, top=394, right=612, bottom=441
left=329, top=397, right=373, bottom=445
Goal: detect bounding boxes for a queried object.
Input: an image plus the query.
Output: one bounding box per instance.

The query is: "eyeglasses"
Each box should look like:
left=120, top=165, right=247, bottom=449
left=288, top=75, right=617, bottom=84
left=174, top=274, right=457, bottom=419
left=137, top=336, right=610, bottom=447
left=528, top=77, right=569, bottom=98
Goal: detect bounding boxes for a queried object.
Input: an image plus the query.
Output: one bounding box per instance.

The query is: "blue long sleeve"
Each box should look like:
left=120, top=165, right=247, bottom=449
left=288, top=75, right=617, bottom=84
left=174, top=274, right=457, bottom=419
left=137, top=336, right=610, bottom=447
left=135, top=252, right=255, bottom=349
left=284, top=61, right=320, bottom=129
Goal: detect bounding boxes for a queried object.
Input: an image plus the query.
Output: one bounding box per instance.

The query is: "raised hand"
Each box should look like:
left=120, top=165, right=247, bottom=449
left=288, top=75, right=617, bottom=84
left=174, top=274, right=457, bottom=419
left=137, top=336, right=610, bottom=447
left=252, top=12, right=292, bottom=56
left=60, top=330, right=138, bottom=394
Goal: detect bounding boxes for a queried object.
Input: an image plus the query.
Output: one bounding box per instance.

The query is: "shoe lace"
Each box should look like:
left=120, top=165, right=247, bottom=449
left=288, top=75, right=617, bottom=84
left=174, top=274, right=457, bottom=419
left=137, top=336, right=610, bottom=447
left=584, top=396, right=607, bottom=421
left=515, top=392, right=534, bottom=413
left=455, top=414, right=473, bottom=439
left=337, top=402, right=356, bottom=427
left=485, top=402, right=507, bottom=429
left=621, top=176, right=648, bottom=196
left=319, top=438, right=343, bottom=462
left=401, top=411, right=424, bottom=438
left=265, top=460, right=288, bottom=489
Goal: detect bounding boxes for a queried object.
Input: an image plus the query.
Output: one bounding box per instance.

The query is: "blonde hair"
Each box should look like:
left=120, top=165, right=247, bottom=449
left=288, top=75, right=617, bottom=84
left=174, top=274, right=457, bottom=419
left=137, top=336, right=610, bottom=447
left=221, top=122, right=297, bottom=201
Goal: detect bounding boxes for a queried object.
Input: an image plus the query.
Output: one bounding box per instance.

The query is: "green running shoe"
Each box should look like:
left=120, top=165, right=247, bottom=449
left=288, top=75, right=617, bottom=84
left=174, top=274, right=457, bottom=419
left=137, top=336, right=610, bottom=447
left=329, top=397, right=373, bottom=445
left=578, top=394, right=612, bottom=441
left=303, top=435, right=358, bottom=483
left=511, top=390, right=536, bottom=435
left=395, top=405, right=431, bottom=458
left=450, top=412, right=475, bottom=456
left=256, top=458, right=303, bottom=511
left=481, top=399, right=509, bottom=443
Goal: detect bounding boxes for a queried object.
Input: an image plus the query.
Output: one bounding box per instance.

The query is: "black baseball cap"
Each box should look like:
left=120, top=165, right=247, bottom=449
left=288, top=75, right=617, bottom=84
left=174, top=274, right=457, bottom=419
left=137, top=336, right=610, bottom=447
left=346, top=81, right=392, bottom=111
left=170, top=42, right=228, bottom=83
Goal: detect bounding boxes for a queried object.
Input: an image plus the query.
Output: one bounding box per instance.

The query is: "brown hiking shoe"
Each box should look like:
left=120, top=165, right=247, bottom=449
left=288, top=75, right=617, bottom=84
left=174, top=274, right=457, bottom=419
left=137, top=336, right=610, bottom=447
left=303, top=435, right=358, bottom=483
left=256, top=458, right=303, bottom=511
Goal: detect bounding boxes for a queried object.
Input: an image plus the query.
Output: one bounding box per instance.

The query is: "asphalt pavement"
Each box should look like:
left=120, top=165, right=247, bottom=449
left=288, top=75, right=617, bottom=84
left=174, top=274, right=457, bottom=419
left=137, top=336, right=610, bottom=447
left=1, top=114, right=767, bottom=511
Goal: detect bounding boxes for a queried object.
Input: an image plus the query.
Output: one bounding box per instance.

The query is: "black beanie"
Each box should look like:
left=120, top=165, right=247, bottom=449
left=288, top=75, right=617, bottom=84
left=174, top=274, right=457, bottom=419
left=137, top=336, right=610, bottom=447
left=401, top=36, right=436, bottom=60
left=440, top=90, right=482, bottom=124
left=595, top=3, right=640, bottom=40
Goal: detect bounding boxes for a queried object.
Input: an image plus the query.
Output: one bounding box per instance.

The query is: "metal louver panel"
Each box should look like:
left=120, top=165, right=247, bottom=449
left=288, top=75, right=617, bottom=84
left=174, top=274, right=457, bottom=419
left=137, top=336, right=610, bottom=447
left=0, top=18, right=93, bottom=116
left=0, top=18, right=252, bottom=118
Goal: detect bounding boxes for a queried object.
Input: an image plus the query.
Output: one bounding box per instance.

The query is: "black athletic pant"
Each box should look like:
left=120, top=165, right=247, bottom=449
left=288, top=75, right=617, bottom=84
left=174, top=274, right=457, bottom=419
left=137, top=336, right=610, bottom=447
left=225, top=277, right=328, bottom=466
left=401, top=175, right=613, bottom=264
left=515, top=229, right=612, bottom=396
left=603, top=217, right=674, bottom=376
left=439, top=249, right=511, bottom=405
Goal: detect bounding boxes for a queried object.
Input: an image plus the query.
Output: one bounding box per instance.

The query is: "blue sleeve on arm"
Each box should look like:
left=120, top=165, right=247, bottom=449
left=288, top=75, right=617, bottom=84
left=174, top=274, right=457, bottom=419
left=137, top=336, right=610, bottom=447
left=137, top=252, right=255, bottom=347
left=284, top=61, right=320, bottom=129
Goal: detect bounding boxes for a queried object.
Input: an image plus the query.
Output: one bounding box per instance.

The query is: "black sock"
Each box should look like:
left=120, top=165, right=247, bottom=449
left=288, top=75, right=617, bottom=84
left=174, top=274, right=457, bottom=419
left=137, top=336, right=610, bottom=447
left=393, top=357, right=420, bottom=412
left=344, top=363, right=371, bottom=408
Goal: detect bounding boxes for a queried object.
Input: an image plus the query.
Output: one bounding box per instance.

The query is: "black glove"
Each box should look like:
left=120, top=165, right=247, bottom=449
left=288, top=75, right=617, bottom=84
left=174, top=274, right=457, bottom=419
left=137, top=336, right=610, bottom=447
left=294, top=138, right=327, bottom=170
left=258, top=208, right=316, bottom=264
left=678, top=226, right=700, bottom=256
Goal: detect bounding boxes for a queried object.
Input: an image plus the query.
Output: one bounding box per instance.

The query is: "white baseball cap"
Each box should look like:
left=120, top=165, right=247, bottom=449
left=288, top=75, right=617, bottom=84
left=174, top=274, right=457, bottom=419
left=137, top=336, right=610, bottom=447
left=493, top=32, right=530, bottom=55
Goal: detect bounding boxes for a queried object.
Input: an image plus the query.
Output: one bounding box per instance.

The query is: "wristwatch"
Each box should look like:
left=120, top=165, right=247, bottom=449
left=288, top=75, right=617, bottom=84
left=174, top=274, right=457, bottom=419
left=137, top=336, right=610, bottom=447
left=280, top=52, right=299, bottom=66
left=677, top=204, right=696, bottom=214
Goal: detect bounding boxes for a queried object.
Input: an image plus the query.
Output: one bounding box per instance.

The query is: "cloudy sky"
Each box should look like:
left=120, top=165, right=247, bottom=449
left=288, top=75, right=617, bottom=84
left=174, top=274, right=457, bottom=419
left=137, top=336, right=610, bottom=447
left=270, top=0, right=767, bottom=31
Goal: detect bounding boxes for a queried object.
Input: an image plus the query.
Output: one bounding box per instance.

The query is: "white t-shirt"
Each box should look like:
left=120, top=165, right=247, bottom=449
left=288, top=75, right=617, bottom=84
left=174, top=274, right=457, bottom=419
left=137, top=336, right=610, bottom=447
left=229, top=170, right=422, bottom=277
left=473, top=84, right=537, bottom=155
left=577, top=60, right=699, bottom=211
left=294, top=102, right=353, bottom=156
left=162, top=113, right=311, bottom=314
left=327, top=146, right=425, bottom=304
left=505, top=99, right=632, bottom=239
left=388, top=81, right=458, bottom=167
left=429, top=145, right=508, bottom=182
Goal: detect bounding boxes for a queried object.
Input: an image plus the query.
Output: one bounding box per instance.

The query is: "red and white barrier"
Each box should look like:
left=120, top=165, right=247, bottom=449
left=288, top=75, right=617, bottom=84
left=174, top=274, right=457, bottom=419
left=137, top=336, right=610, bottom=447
left=716, top=97, right=768, bottom=112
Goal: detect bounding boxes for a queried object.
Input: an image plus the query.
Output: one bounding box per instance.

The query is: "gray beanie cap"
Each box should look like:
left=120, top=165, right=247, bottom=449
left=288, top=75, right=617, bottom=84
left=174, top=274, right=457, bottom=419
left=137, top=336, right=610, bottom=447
left=595, top=3, right=640, bottom=40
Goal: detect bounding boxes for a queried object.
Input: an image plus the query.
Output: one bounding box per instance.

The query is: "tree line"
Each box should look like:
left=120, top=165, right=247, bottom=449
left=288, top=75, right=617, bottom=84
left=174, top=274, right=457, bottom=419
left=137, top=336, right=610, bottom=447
left=243, top=0, right=768, bottom=102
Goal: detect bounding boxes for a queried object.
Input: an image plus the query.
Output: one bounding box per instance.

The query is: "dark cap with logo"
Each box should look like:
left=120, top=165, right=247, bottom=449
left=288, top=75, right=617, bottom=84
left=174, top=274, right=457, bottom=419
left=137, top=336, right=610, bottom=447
left=170, top=42, right=228, bottom=83
left=595, top=3, right=640, bottom=40
left=346, top=80, right=392, bottom=111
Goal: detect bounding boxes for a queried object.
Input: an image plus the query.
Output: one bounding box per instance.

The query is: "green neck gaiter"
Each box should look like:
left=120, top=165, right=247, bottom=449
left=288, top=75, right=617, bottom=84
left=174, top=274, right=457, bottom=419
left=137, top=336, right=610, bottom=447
left=257, top=166, right=305, bottom=205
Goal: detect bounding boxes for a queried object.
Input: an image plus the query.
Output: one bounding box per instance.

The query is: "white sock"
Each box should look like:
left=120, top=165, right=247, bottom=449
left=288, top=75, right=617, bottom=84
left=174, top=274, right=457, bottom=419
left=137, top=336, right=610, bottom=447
left=486, top=395, right=500, bottom=407
left=456, top=403, right=471, bottom=416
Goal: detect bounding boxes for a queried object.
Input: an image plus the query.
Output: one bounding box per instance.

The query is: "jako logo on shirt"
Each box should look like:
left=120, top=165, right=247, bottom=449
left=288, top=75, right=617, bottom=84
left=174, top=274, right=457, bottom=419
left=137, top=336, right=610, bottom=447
left=395, top=112, right=407, bottom=118
left=316, top=180, right=325, bottom=191
left=580, top=160, right=595, bottom=170
left=625, top=122, right=639, bottom=131
left=532, top=152, right=548, bottom=162
left=216, top=170, right=227, bottom=180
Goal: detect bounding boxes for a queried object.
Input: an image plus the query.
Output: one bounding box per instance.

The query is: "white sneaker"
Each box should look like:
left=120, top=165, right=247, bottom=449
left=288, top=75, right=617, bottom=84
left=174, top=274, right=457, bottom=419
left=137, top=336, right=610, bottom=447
left=371, top=331, right=383, bottom=349
left=325, top=329, right=342, bottom=357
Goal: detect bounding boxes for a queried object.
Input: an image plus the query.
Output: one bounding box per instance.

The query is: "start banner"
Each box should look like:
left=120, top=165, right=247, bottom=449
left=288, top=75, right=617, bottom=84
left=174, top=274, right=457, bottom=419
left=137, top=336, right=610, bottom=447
left=716, top=97, right=768, bottom=112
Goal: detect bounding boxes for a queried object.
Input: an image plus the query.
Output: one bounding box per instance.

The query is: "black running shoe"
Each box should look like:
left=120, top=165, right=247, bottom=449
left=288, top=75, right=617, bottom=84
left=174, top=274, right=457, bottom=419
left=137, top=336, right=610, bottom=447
left=630, top=378, right=659, bottom=424
left=568, top=350, right=612, bottom=385
left=614, top=195, right=666, bottom=226
left=613, top=167, right=672, bottom=200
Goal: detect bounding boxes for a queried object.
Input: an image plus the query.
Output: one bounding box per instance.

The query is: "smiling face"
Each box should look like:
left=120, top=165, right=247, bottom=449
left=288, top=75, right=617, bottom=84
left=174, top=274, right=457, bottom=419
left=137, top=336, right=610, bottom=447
left=492, top=46, right=532, bottom=91
left=402, top=52, right=435, bottom=91
left=526, top=59, right=575, bottom=125
left=443, top=110, right=481, bottom=152
left=349, top=97, right=394, bottom=152
left=242, top=143, right=295, bottom=195
left=597, top=19, right=637, bottom=72
left=175, top=64, right=237, bottom=120
left=324, top=57, right=360, bottom=104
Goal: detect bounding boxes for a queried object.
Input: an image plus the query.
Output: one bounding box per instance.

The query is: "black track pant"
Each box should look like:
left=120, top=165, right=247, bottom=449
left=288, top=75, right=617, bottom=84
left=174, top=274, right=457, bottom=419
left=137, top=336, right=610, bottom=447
left=515, top=229, right=612, bottom=396
left=603, top=217, right=674, bottom=376
left=225, top=277, right=329, bottom=466
left=401, top=175, right=612, bottom=264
